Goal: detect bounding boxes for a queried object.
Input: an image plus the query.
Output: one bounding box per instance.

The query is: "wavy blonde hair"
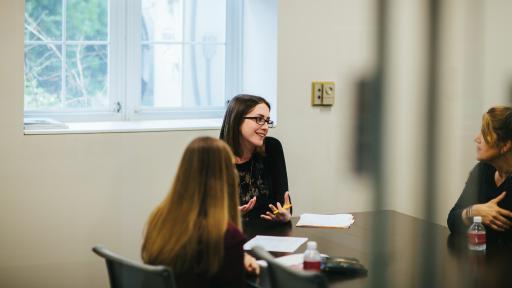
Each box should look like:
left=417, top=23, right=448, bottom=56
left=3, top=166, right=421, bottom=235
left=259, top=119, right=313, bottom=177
left=481, top=106, right=512, bottom=147
left=141, top=137, right=241, bottom=276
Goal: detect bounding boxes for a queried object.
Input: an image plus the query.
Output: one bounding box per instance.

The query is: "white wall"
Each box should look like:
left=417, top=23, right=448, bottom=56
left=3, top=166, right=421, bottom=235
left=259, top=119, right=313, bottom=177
left=273, top=0, right=376, bottom=214
left=0, top=0, right=375, bottom=287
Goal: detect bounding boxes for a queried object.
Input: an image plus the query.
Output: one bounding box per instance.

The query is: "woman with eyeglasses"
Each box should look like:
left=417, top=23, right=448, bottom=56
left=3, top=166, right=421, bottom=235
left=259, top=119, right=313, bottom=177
left=220, top=94, right=292, bottom=223
left=448, top=106, right=512, bottom=244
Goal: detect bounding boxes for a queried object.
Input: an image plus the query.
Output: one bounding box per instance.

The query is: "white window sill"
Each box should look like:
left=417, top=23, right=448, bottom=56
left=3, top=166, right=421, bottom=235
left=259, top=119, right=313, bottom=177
left=24, top=118, right=223, bottom=135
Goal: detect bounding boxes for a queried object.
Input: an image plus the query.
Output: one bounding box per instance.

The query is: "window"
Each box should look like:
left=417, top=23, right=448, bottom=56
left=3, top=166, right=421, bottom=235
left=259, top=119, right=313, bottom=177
left=24, top=0, right=243, bottom=123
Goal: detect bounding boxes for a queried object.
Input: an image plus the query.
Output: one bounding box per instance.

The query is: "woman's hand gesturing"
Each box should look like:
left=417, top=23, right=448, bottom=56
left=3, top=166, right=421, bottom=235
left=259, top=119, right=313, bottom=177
left=261, top=192, right=292, bottom=222
left=472, top=192, right=512, bottom=231
left=239, top=196, right=256, bottom=215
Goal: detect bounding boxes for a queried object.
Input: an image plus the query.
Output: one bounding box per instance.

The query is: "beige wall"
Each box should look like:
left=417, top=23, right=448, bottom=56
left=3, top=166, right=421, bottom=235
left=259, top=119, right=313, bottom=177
left=0, top=0, right=375, bottom=287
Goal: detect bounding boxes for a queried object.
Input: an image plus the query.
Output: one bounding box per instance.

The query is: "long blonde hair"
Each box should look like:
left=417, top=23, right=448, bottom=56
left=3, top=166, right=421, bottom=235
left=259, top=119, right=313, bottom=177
left=141, top=137, right=241, bottom=276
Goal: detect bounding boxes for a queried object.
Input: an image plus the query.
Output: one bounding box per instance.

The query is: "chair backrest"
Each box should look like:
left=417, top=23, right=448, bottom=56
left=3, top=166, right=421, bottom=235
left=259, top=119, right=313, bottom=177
left=252, top=246, right=328, bottom=288
left=92, top=245, right=176, bottom=288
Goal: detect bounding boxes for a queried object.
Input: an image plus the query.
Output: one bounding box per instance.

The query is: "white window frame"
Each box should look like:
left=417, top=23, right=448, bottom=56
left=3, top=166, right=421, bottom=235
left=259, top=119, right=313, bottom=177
left=24, top=0, right=244, bottom=123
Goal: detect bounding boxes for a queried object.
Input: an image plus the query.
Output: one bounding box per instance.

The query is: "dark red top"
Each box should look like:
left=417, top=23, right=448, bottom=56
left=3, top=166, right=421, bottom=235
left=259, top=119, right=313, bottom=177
left=176, top=222, right=246, bottom=288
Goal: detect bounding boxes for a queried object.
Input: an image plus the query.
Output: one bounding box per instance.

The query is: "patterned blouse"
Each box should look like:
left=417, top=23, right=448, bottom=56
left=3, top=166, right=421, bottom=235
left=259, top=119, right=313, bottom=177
left=235, top=137, right=289, bottom=220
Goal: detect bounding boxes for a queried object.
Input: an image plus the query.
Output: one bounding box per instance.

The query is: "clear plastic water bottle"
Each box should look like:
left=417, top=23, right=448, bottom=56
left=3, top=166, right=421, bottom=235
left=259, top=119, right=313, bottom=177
left=303, top=241, right=322, bottom=271
left=468, top=216, right=486, bottom=251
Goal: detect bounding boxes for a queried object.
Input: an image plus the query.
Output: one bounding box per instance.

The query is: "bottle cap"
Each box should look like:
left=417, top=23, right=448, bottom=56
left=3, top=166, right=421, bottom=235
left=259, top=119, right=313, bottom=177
left=307, top=241, right=317, bottom=249
left=474, top=216, right=482, bottom=223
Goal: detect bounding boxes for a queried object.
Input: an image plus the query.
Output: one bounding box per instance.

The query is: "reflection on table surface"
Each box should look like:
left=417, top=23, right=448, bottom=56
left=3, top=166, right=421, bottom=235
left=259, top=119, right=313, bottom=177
left=243, top=210, right=512, bottom=288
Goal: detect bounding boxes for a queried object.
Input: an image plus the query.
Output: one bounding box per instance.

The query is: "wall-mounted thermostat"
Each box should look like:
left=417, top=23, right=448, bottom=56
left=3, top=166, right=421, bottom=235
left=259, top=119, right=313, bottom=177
left=311, top=81, right=335, bottom=106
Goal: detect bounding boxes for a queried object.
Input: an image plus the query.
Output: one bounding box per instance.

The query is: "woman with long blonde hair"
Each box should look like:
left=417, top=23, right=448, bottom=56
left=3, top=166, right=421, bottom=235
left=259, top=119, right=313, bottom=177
left=142, top=137, right=251, bottom=287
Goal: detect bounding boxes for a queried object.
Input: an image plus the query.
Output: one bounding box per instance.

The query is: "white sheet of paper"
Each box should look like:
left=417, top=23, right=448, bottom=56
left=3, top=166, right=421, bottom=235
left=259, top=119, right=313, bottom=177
left=296, top=213, right=355, bottom=228
left=243, top=235, right=308, bottom=252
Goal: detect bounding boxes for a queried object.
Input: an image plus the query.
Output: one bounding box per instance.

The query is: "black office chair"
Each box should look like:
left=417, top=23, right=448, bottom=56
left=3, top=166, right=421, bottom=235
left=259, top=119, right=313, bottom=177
left=252, top=246, right=328, bottom=288
left=92, top=245, right=176, bottom=288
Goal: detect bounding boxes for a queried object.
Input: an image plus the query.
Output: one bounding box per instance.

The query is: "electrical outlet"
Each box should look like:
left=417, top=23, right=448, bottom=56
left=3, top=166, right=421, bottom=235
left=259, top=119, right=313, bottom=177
left=312, top=81, right=323, bottom=106
left=322, top=82, right=335, bottom=105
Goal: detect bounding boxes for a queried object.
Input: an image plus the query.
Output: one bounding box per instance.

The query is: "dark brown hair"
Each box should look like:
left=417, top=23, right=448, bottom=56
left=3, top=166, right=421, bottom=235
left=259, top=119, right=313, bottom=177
left=481, top=106, right=512, bottom=147
left=220, top=94, right=271, bottom=157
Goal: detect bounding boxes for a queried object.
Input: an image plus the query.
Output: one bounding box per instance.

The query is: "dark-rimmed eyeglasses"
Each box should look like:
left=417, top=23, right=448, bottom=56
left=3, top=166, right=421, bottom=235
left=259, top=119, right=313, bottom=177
left=243, top=116, right=274, bottom=128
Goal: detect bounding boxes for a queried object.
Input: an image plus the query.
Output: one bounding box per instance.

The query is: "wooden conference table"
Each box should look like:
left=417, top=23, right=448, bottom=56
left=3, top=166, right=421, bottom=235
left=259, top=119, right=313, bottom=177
left=243, top=210, right=512, bottom=288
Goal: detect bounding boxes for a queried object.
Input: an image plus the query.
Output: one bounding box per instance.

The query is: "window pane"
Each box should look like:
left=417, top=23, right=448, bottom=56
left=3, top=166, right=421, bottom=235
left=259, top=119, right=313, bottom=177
left=182, top=44, right=225, bottom=107
left=67, top=0, right=108, bottom=41
left=24, top=44, right=62, bottom=110
left=141, top=44, right=182, bottom=107
left=65, top=45, right=108, bottom=109
left=141, top=0, right=226, bottom=43
left=142, top=0, right=183, bottom=42
left=25, top=0, right=62, bottom=41
left=141, top=44, right=225, bottom=108
left=184, top=0, right=226, bottom=42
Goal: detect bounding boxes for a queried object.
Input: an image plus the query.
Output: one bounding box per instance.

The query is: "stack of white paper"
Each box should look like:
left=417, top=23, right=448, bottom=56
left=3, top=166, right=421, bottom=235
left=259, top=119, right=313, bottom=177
left=296, top=213, right=355, bottom=228
left=243, top=235, right=308, bottom=253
